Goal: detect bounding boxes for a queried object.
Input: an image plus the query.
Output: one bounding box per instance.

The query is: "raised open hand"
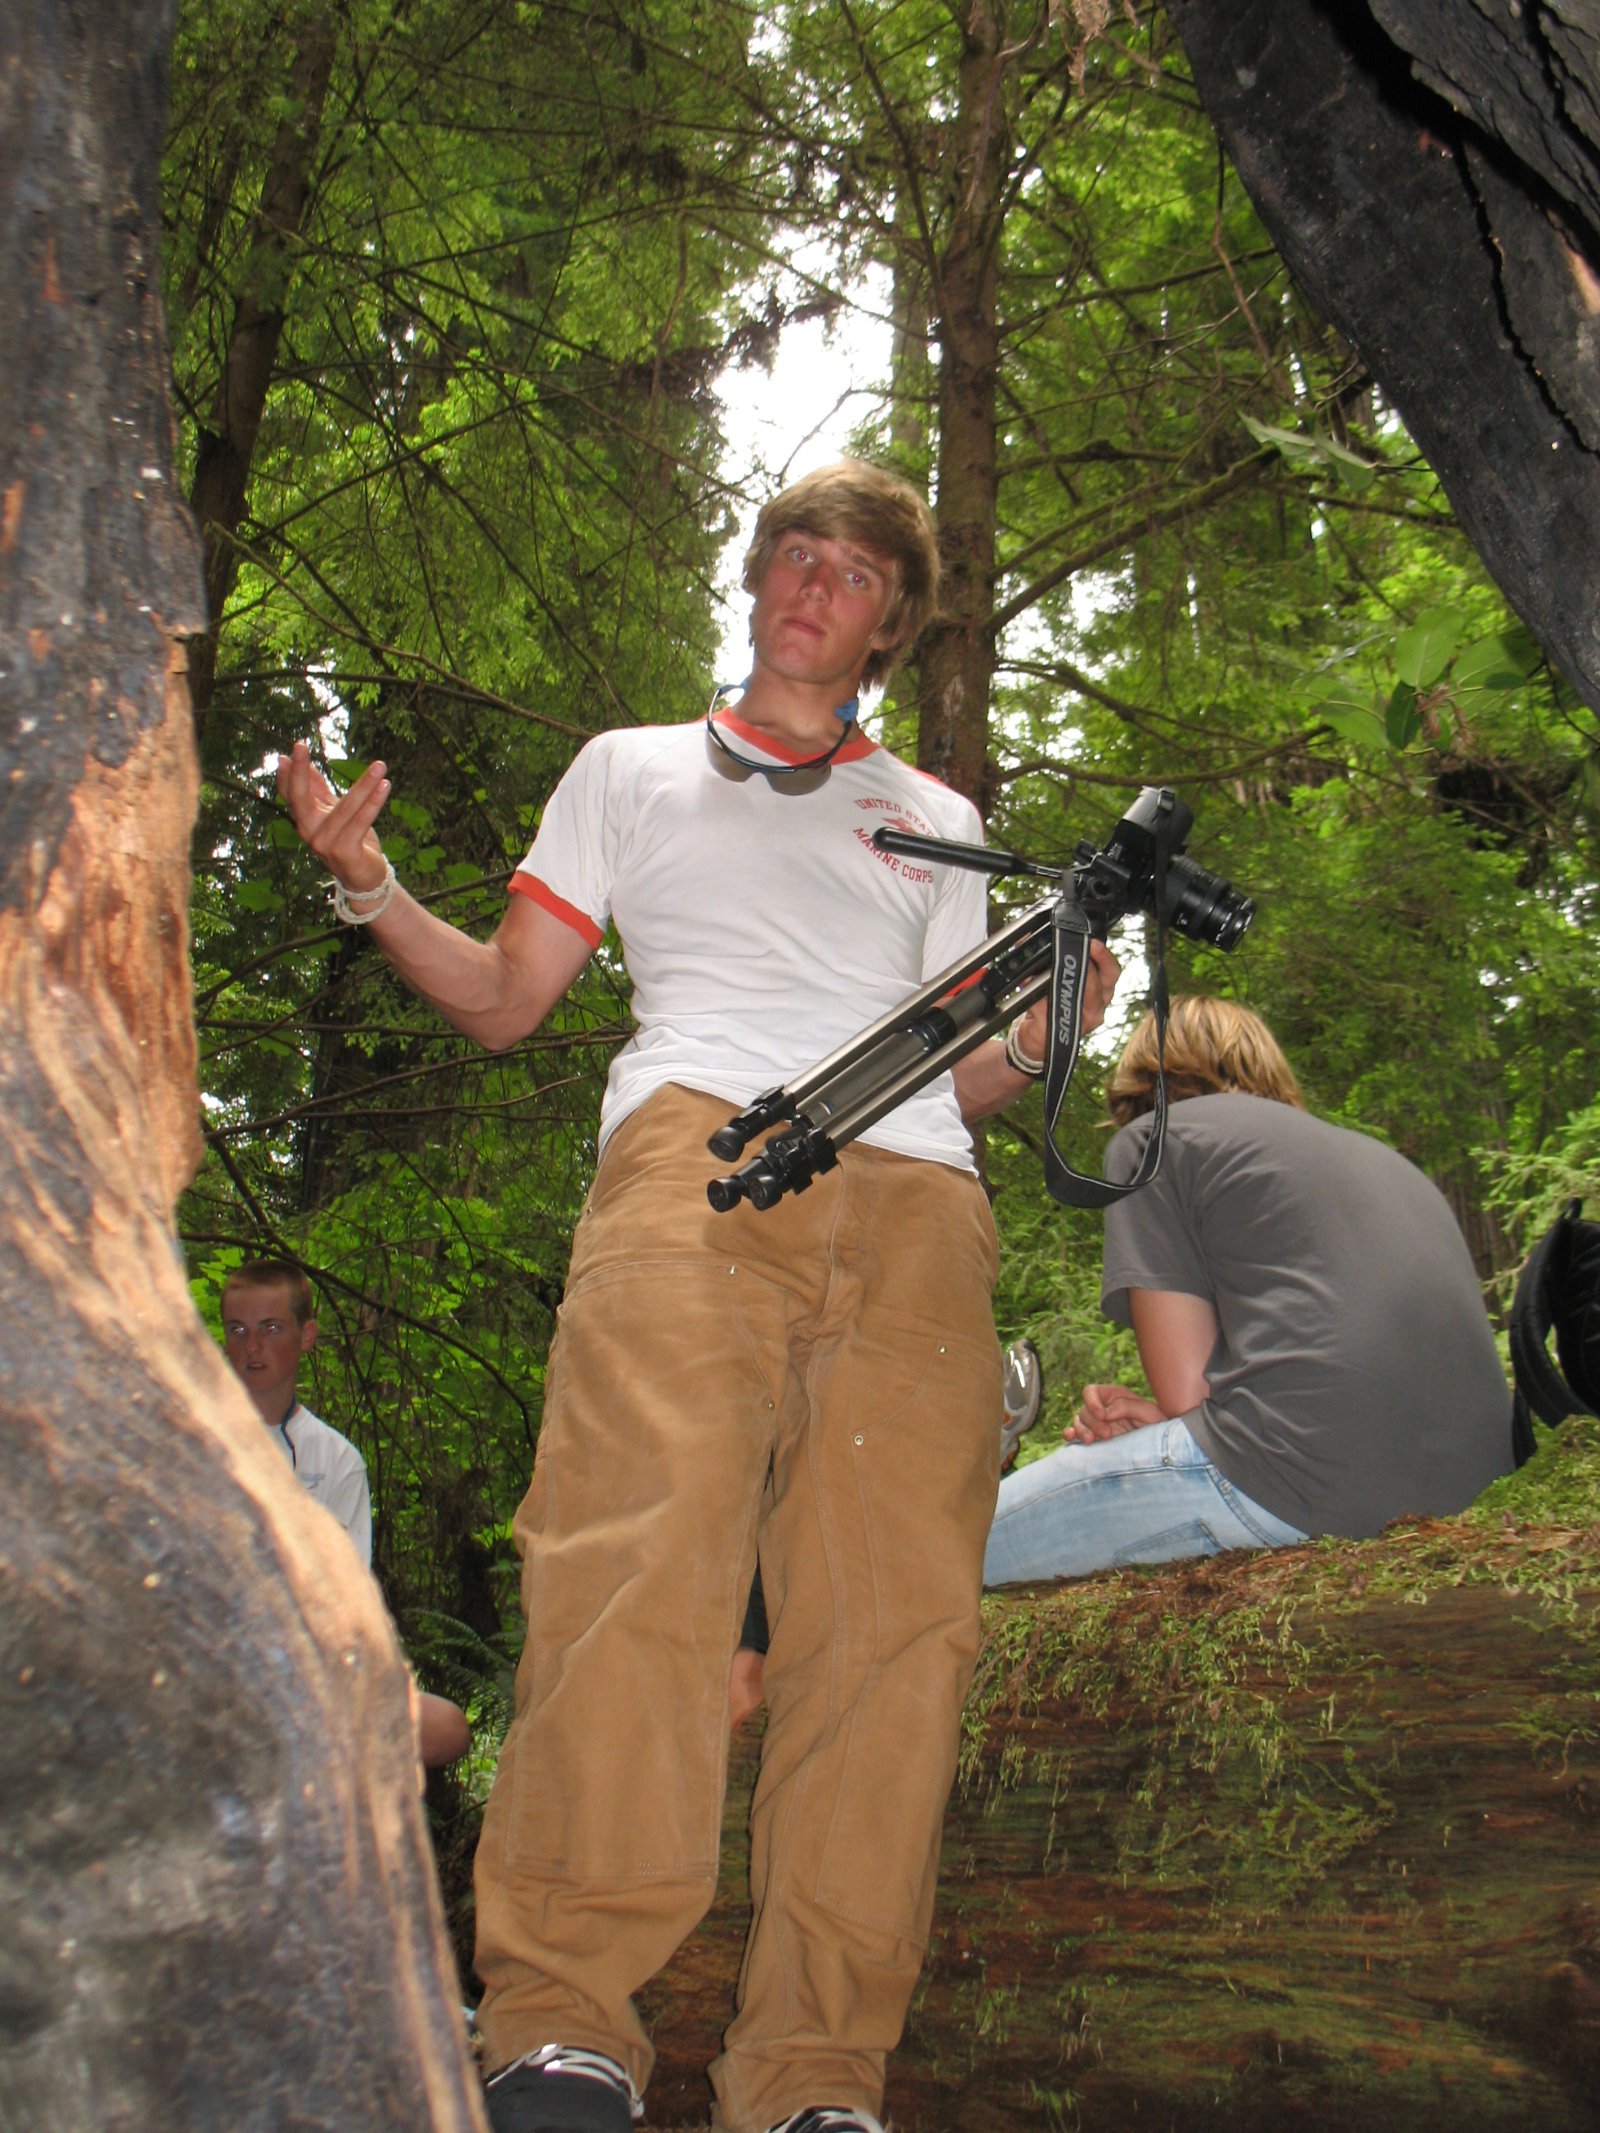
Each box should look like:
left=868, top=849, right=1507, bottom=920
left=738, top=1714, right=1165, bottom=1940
left=276, top=741, right=391, bottom=895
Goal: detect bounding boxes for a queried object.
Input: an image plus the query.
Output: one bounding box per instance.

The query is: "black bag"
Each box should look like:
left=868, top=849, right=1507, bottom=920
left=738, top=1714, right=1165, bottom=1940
left=1509, top=1198, right=1600, bottom=1466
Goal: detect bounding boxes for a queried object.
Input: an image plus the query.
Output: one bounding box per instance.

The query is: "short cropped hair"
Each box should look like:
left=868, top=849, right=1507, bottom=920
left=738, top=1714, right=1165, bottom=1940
left=742, top=459, right=941, bottom=692
left=221, top=1257, right=316, bottom=1326
left=1106, top=995, right=1306, bottom=1128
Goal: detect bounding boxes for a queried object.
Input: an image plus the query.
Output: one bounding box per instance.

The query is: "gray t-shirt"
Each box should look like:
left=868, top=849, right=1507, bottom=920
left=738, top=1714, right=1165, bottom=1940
left=1102, top=1094, right=1511, bottom=1536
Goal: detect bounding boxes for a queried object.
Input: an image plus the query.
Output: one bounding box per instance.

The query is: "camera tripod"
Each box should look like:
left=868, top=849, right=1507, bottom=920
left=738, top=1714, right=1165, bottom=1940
left=705, top=785, right=1249, bottom=1216
left=705, top=829, right=1131, bottom=1214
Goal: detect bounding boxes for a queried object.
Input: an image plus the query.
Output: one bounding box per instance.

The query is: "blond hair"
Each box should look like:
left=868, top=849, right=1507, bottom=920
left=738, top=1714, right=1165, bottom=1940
left=1106, top=995, right=1306, bottom=1128
left=741, top=459, right=940, bottom=692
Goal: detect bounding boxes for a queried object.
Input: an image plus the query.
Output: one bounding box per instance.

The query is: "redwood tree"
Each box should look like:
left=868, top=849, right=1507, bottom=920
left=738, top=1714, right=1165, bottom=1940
left=0, top=6, right=483, bottom=2124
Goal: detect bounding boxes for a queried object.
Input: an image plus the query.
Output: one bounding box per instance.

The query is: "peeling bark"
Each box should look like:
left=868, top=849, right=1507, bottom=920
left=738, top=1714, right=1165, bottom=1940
left=0, top=5, right=483, bottom=2125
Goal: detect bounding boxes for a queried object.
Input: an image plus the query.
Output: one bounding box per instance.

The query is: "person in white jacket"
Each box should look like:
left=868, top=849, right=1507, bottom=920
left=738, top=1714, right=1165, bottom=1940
left=221, top=1256, right=469, bottom=1768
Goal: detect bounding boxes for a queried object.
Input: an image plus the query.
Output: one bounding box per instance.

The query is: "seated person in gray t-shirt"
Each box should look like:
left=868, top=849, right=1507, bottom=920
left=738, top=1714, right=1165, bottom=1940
left=984, top=997, right=1513, bottom=1586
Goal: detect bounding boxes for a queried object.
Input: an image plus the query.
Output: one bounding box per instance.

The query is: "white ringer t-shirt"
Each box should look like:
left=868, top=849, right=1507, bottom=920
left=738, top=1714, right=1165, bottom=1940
left=512, top=712, right=989, bottom=1168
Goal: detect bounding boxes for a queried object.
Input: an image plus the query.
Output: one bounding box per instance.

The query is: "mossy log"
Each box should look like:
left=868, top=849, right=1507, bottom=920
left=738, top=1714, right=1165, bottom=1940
left=639, top=1422, right=1600, bottom=2131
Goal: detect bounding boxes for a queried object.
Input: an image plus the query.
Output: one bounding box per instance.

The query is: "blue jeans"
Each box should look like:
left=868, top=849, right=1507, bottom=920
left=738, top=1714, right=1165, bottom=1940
left=983, top=1418, right=1306, bottom=1586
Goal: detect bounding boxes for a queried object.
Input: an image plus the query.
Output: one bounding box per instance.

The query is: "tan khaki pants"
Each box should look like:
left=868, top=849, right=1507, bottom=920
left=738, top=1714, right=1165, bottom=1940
left=473, top=1085, right=1001, bottom=2132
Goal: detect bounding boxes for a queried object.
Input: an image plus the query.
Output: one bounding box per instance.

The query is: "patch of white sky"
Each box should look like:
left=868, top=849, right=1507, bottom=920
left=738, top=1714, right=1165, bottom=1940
left=710, top=257, right=897, bottom=682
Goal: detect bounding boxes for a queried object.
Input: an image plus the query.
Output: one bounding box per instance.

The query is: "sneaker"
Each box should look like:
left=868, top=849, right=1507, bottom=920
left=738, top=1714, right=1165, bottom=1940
left=484, top=2044, right=642, bottom=2133
left=765, top=2113, right=887, bottom=2133
left=999, top=1336, right=1043, bottom=1470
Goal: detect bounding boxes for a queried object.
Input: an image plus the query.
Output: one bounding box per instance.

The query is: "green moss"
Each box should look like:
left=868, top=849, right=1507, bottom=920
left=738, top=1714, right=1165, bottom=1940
left=962, top=1415, right=1600, bottom=1911
left=1467, top=1412, right=1600, bottom=1526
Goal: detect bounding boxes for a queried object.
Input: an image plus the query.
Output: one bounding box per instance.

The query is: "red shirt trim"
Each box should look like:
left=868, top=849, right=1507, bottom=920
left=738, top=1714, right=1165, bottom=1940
left=716, top=706, right=880, bottom=766
left=508, top=871, right=604, bottom=950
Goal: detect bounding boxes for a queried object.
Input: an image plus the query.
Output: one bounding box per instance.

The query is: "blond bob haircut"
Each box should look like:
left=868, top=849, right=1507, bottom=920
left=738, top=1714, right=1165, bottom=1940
left=1106, top=995, right=1306, bottom=1129
left=741, top=459, right=941, bottom=694
left=222, top=1256, right=316, bottom=1326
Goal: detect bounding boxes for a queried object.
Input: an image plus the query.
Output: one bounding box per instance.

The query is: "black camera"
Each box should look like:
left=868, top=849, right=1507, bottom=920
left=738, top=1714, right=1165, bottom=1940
left=1072, top=786, right=1252, bottom=950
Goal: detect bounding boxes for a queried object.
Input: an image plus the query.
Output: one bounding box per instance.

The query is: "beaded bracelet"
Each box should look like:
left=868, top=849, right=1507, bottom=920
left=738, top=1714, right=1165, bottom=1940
left=329, top=857, right=398, bottom=925
left=1003, top=1014, right=1046, bottom=1078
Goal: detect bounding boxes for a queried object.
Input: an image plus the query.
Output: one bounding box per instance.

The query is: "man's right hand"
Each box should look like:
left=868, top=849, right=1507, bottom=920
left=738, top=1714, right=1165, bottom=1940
left=277, top=741, right=392, bottom=894
left=1067, top=1382, right=1165, bottom=1444
left=273, top=739, right=597, bottom=1050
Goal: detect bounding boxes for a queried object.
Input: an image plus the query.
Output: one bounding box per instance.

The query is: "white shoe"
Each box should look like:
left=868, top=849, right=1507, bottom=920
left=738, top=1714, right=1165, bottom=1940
left=999, top=1336, right=1043, bottom=1469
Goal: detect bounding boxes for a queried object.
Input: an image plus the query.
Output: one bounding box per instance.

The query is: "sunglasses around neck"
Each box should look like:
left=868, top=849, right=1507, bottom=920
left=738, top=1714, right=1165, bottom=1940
left=703, top=681, right=861, bottom=791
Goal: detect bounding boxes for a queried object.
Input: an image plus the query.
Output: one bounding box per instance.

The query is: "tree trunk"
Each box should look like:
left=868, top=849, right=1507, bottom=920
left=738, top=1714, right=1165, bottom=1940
left=186, top=3, right=338, bottom=741
left=916, top=0, right=1008, bottom=816
left=889, top=184, right=933, bottom=460
left=0, top=7, right=483, bottom=2126
left=1167, top=0, right=1600, bottom=715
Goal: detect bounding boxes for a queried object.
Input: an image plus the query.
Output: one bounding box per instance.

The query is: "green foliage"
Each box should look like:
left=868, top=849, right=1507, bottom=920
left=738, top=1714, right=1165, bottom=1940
left=165, top=0, right=1600, bottom=1645
left=167, top=0, right=752, bottom=713
left=1469, top=1413, right=1600, bottom=1532
left=168, top=0, right=761, bottom=1621
left=986, top=1095, right=1143, bottom=1459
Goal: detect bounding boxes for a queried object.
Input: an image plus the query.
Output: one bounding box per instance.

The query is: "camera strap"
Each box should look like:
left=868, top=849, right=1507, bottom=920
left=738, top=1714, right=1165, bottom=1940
left=1037, top=872, right=1174, bottom=1211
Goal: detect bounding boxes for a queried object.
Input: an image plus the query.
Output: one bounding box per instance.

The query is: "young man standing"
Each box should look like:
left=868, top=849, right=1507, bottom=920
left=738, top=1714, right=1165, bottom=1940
left=221, top=1257, right=372, bottom=1566
left=278, top=461, right=1116, bottom=2133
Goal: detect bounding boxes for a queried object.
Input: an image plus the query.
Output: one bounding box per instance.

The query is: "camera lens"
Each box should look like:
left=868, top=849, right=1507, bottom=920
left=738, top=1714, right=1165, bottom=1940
left=1161, top=856, right=1254, bottom=951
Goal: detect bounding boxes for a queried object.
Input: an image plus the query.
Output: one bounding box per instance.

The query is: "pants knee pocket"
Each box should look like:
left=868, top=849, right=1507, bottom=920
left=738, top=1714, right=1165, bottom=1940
left=1111, top=1519, right=1223, bottom=1566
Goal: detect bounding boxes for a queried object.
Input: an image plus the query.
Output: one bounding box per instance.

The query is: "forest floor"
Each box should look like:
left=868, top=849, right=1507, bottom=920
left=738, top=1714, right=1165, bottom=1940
left=448, top=1418, right=1600, bottom=2132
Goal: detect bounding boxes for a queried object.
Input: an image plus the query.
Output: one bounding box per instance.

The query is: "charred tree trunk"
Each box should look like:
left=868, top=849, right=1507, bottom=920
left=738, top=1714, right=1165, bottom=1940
left=0, top=7, right=483, bottom=2126
left=1167, top=0, right=1600, bottom=714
